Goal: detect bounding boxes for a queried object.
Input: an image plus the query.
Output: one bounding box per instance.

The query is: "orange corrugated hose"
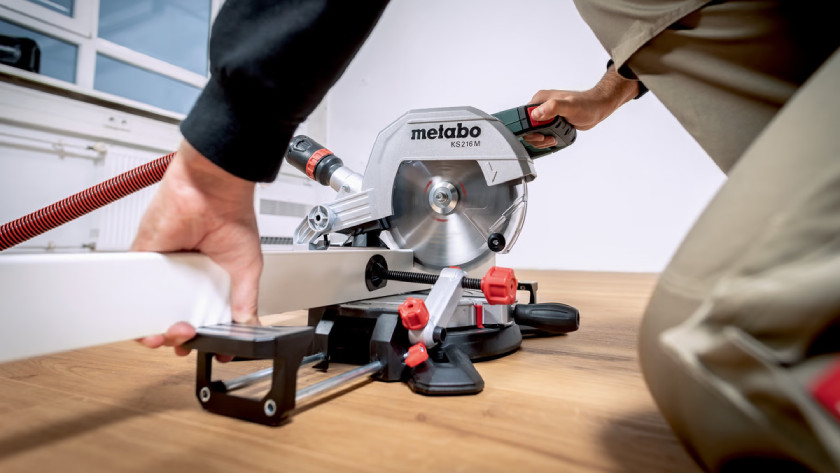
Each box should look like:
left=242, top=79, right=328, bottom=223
left=0, top=152, right=174, bottom=251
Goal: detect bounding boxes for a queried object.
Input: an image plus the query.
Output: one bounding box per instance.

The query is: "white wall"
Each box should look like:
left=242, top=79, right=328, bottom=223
left=326, top=0, right=726, bottom=272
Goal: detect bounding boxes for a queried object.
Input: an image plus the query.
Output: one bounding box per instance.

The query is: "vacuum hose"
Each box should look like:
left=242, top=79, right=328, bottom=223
left=0, top=152, right=174, bottom=251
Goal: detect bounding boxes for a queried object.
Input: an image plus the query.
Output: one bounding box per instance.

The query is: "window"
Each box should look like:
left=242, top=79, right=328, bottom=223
left=0, top=0, right=220, bottom=116
left=25, top=0, right=73, bottom=17
left=98, top=0, right=210, bottom=76
left=94, top=54, right=201, bottom=115
left=0, top=17, right=77, bottom=82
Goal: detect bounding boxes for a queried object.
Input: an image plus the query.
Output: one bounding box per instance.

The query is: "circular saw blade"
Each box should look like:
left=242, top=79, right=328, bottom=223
left=387, top=160, right=524, bottom=271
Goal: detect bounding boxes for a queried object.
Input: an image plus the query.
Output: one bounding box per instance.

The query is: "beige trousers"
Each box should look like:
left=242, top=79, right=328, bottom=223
left=620, top=2, right=840, bottom=471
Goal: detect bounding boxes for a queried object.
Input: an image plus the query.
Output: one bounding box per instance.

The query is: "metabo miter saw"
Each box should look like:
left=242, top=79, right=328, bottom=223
left=185, top=104, right=581, bottom=426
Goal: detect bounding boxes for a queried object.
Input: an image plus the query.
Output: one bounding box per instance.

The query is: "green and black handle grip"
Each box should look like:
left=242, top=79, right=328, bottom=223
left=493, top=103, right=576, bottom=159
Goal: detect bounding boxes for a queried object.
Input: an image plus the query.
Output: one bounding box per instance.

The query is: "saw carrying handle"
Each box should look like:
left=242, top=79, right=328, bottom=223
left=493, top=104, right=576, bottom=159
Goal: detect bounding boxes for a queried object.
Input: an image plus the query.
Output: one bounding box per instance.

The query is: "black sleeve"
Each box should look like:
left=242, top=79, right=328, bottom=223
left=180, top=0, right=390, bottom=182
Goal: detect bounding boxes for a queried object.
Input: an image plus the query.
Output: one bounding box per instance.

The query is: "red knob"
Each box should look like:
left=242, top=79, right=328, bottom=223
left=405, top=342, right=428, bottom=368
left=481, top=266, right=517, bottom=305
left=811, top=361, right=840, bottom=422
left=399, top=297, right=429, bottom=330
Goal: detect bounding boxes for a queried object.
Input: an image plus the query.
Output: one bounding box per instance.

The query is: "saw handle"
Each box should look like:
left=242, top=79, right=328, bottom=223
left=513, top=302, right=579, bottom=334
left=492, top=104, right=576, bottom=159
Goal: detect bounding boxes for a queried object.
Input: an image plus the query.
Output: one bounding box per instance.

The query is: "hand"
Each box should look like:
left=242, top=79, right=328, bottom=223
left=524, top=65, right=641, bottom=149
left=131, top=139, right=263, bottom=356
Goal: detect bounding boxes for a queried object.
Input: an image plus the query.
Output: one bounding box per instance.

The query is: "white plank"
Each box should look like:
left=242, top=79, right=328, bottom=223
left=0, top=248, right=424, bottom=363
left=0, top=252, right=230, bottom=363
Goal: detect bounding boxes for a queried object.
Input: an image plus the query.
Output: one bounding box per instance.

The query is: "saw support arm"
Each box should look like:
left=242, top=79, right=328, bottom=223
left=407, top=267, right=465, bottom=347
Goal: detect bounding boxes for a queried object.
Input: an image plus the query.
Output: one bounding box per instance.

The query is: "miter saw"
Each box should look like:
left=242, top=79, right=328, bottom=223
left=184, top=105, right=581, bottom=425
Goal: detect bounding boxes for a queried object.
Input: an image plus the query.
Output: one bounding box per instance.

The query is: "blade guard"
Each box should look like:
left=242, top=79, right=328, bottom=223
left=362, top=106, right=537, bottom=215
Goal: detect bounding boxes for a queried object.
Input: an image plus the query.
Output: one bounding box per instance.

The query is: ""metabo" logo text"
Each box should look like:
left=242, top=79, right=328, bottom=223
left=411, top=123, right=481, bottom=140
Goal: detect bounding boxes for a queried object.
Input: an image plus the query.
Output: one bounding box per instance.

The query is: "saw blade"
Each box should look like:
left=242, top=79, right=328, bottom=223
left=387, top=160, right=525, bottom=271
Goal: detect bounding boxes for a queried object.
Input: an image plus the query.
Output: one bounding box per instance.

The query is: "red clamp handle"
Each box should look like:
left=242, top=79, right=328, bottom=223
left=481, top=266, right=517, bottom=305
left=405, top=342, right=429, bottom=368
left=398, top=297, right=429, bottom=330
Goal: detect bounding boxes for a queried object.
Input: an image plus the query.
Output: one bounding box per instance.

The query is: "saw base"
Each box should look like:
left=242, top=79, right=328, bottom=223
left=310, top=291, right=522, bottom=396
left=184, top=274, right=579, bottom=426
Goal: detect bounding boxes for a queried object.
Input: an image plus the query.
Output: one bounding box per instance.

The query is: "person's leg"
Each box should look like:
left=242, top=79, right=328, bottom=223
left=635, top=46, right=840, bottom=472
left=615, top=2, right=840, bottom=469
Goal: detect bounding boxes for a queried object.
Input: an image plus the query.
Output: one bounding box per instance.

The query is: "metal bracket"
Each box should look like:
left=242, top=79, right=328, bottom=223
left=185, top=324, right=314, bottom=426
left=293, top=189, right=378, bottom=248
left=408, top=267, right=465, bottom=347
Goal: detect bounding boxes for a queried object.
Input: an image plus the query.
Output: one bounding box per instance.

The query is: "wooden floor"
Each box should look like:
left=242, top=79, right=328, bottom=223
left=0, top=271, right=702, bottom=473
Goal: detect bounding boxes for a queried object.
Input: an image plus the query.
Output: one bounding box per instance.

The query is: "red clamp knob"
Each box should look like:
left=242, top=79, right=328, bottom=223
left=811, top=361, right=840, bottom=422
left=399, top=297, right=429, bottom=330
left=481, top=266, right=517, bottom=305
left=405, top=342, right=428, bottom=368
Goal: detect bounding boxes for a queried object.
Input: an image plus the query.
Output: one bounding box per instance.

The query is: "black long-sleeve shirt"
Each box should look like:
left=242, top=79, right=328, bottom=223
left=180, top=0, right=389, bottom=182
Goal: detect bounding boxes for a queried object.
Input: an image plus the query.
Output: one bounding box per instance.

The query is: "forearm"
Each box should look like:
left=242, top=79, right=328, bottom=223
left=172, top=140, right=255, bottom=206
left=587, top=64, right=643, bottom=121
